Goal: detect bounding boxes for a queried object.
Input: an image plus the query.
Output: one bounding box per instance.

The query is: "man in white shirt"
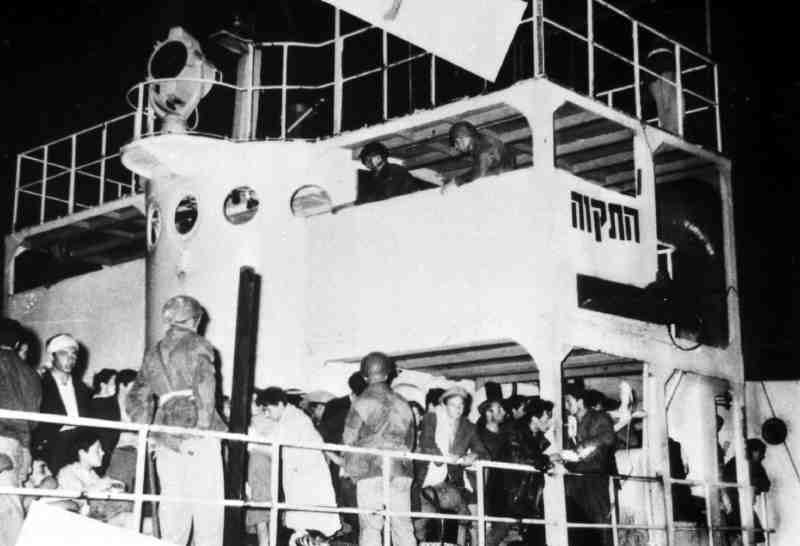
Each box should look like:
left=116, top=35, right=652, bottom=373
left=33, top=334, right=91, bottom=474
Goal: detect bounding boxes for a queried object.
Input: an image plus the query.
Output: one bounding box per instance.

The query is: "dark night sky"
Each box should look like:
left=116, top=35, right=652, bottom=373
left=1, top=1, right=796, bottom=379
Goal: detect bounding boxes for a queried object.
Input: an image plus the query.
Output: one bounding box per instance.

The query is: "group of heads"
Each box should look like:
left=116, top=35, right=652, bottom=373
left=478, top=393, right=555, bottom=434
left=358, top=121, right=480, bottom=171
left=91, top=367, right=138, bottom=397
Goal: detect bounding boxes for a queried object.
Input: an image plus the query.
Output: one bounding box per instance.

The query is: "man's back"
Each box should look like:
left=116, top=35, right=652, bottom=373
left=343, top=383, right=414, bottom=480
left=0, top=348, right=42, bottom=445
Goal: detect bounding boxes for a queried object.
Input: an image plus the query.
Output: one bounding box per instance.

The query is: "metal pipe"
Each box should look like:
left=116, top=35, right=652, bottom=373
left=269, top=442, right=280, bottom=546
left=587, top=0, right=595, bottom=97
left=99, top=123, right=107, bottom=205
left=430, top=54, right=436, bottom=106
left=68, top=135, right=77, bottom=214
left=333, top=9, right=343, bottom=134
left=280, top=44, right=288, bottom=139
left=39, top=145, right=48, bottom=224
left=132, top=429, right=149, bottom=530
left=674, top=43, right=684, bottom=136
left=633, top=21, right=641, bottom=119
left=382, top=30, right=389, bottom=121
left=12, top=154, right=21, bottom=230
left=382, top=454, right=391, bottom=546
left=713, top=64, right=723, bottom=152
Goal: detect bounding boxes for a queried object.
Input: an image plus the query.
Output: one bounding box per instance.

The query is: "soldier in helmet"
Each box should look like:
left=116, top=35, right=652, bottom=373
left=342, top=352, right=416, bottom=546
left=356, top=141, right=435, bottom=205
left=445, top=121, right=515, bottom=188
left=127, top=295, right=226, bottom=546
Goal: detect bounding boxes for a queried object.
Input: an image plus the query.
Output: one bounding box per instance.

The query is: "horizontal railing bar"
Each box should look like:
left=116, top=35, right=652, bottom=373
left=17, top=113, right=136, bottom=156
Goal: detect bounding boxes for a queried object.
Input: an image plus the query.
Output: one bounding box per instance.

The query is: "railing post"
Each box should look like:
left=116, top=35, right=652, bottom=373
left=281, top=44, right=289, bottom=139
left=633, top=21, right=642, bottom=119
left=39, top=145, right=48, bottom=224
left=704, top=482, right=716, bottom=546
left=382, top=454, right=391, bottom=546
left=662, top=475, right=676, bottom=546
left=333, top=8, right=344, bottom=134
left=609, top=477, right=620, bottom=546
left=713, top=63, right=722, bottom=152
left=269, top=441, right=281, bottom=546
left=132, top=428, right=149, bottom=532
left=13, top=153, right=21, bottom=230
left=532, top=0, right=545, bottom=76
left=68, top=134, right=77, bottom=214
left=430, top=54, right=437, bottom=107
left=134, top=84, right=143, bottom=139
left=587, top=0, right=594, bottom=97
left=382, top=30, right=389, bottom=121
left=673, top=43, right=684, bottom=137
left=99, top=123, right=108, bottom=205
left=476, top=464, right=486, bottom=546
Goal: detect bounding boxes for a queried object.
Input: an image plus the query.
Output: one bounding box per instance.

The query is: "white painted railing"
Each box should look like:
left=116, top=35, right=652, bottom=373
left=0, top=408, right=770, bottom=546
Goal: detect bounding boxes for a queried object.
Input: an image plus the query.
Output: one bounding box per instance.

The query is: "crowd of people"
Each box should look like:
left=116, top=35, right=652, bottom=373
left=1, top=298, right=771, bottom=546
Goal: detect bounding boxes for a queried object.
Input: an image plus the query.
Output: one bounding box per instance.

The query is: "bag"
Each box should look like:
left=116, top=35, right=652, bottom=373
left=422, top=480, right=467, bottom=513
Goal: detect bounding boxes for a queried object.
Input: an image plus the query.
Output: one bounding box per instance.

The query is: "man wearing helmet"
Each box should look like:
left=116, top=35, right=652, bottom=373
left=127, top=295, right=226, bottom=546
left=356, top=141, right=435, bottom=205
left=36, top=333, right=91, bottom=474
left=342, top=352, right=416, bottom=546
left=445, top=121, right=515, bottom=188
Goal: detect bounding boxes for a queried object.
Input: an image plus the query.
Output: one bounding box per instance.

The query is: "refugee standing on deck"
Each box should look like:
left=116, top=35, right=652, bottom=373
left=36, top=333, right=91, bottom=475
left=127, top=295, right=226, bottom=546
left=0, top=318, right=42, bottom=546
left=444, top=121, right=515, bottom=189
left=343, top=351, right=417, bottom=546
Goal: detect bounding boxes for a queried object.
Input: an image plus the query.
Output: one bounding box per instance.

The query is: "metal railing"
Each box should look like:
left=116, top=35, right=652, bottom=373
left=13, top=0, right=722, bottom=233
left=12, top=113, right=141, bottom=232
left=0, top=408, right=771, bottom=546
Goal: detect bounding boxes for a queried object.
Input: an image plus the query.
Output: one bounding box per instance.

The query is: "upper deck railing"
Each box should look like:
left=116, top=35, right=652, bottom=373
left=0, top=408, right=771, bottom=546
left=12, top=0, right=721, bottom=233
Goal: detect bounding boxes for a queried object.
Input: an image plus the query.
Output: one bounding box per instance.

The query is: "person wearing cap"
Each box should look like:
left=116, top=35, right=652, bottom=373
left=1, top=318, right=42, bottom=546
left=342, top=351, right=416, bottom=546
left=443, top=121, right=515, bottom=190
left=35, top=333, right=91, bottom=475
left=416, top=385, right=489, bottom=545
left=126, top=295, right=226, bottom=546
left=355, top=141, right=435, bottom=205
left=301, top=390, right=336, bottom=427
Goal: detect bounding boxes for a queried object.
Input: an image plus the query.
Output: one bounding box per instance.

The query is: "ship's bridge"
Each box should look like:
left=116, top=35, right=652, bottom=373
left=7, top=0, right=731, bottom=351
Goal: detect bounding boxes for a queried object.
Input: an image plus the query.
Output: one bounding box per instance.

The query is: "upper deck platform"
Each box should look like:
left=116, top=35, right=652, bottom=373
left=8, top=0, right=722, bottom=291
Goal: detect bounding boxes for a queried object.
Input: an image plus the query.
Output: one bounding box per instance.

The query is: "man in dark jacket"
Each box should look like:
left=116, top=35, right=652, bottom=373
left=562, top=389, right=618, bottom=546
left=34, top=333, right=91, bottom=475
left=343, top=352, right=416, bottom=546
left=356, top=141, right=435, bottom=205
left=722, top=438, right=771, bottom=544
left=1, top=318, right=42, bottom=546
left=318, top=371, right=367, bottom=541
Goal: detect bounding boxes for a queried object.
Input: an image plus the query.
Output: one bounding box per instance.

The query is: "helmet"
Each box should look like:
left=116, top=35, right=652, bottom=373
left=359, top=351, right=395, bottom=381
left=358, top=142, right=389, bottom=164
left=162, top=295, right=204, bottom=326
left=46, top=333, right=78, bottom=354
left=448, top=121, right=478, bottom=147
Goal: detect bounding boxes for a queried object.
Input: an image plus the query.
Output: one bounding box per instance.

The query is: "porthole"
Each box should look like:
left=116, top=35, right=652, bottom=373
left=224, top=186, right=260, bottom=225
left=146, top=201, right=162, bottom=250
left=290, top=185, right=332, bottom=217
left=175, top=195, right=198, bottom=235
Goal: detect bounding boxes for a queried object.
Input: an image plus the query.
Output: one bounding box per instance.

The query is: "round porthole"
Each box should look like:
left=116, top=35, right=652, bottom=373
left=224, top=186, right=260, bottom=225
left=175, top=195, right=198, bottom=235
left=146, top=201, right=162, bottom=250
left=290, top=185, right=332, bottom=217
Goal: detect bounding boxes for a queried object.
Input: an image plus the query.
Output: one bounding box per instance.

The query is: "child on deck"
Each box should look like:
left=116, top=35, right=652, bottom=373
left=56, top=428, right=132, bottom=528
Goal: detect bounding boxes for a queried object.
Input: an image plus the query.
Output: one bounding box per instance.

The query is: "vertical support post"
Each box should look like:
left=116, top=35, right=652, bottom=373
left=132, top=428, right=149, bottom=531
left=68, top=135, right=76, bottom=214
left=39, top=146, right=48, bottom=224
left=587, top=0, right=594, bottom=97
left=269, top=441, right=280, bottom=546
left=673, top=43, right=684, bottom=137
left=609, top=478, right=620, bottom=546
left=12, top=154, right=21, bottom=231
left=99, top=123, right=108, bottom=205
left=233, top=41, right=257, bottom=140
left=382, top=30, right=389, bottom=121
left=333, top=8, right=344, bottom=134
left=476, top=463, right=486, bottom=546
left=713, top=64, right=723, bottom=152
left=532, top=0, right=545, bottom=76
left=704, top=482, right=716, bottom=546
left=280, top=45, right=289, bottom=139
left=224, top=266, right=261, bottom=546
left=429, top=55, right=437, bottom=107
left=633, top=21, right=642, bottom=119
left=134, top=84, right=144, bottom=139
left=382, top=454, right=391, bottom=546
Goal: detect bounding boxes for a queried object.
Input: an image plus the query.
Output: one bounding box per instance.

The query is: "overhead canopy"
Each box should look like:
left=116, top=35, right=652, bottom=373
left=322, top=0, right=528, bottom=82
